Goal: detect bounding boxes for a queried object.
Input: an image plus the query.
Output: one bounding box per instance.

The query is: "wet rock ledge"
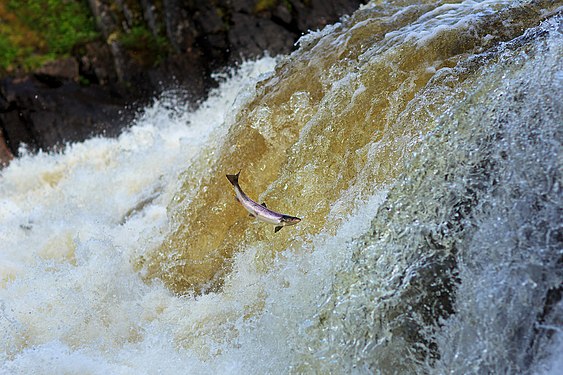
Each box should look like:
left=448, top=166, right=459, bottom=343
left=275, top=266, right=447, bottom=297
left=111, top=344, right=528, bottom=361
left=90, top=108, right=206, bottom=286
left=0, top=0, right=365, bottom=166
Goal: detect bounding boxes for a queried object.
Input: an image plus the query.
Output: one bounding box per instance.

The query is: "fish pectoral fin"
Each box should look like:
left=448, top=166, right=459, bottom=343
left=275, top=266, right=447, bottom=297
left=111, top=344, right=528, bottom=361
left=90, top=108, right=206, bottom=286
left=274, top=226, right=283, bottom=233
left=249, top=213, right=255, bottom=218
left=261, top=202, right=267, bottom=208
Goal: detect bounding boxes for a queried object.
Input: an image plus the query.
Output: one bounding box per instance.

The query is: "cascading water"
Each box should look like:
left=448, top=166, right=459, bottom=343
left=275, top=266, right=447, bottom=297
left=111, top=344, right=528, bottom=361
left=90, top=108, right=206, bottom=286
left=1, top=1, right=561, bottom=374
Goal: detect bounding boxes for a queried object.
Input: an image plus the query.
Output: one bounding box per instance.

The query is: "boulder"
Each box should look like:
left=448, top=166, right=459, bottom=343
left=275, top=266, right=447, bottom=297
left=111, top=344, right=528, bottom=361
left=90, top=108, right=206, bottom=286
left=0, top=129, right=13, bottom=166
left=36, top=58, right=80, bottom=82
left=0, top=75, right=132, bottom=154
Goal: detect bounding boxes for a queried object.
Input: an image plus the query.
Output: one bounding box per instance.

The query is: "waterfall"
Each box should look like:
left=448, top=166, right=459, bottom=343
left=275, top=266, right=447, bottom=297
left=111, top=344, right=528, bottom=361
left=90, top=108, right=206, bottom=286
left=1, top=1, right=561, bottom=373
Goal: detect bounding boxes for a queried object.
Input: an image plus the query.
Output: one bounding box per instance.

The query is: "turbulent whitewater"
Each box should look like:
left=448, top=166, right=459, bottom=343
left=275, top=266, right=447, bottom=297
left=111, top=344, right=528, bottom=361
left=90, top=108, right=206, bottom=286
left=1, top=1, right=562, bottom=374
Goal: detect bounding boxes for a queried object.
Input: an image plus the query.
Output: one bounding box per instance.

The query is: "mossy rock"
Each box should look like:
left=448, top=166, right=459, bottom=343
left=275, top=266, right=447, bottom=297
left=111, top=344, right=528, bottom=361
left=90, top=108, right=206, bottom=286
left=0, top=0, right=98, bottom=74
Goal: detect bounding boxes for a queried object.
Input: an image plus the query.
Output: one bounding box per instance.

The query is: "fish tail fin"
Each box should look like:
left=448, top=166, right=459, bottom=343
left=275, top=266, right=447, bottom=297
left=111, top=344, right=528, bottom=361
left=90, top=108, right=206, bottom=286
left=226, top=170, right=241, bottom=186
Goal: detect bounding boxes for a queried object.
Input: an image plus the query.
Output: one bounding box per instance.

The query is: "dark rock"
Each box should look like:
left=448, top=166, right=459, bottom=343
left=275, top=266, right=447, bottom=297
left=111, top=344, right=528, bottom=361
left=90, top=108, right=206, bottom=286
left=83, top=0, right=367, bottom=87
left=163, top=0, right=196, bottom=53
left=36, top=58, right=80, bottom=82
left=138, top=49, right=208, bottom=102
left=194, top=4, right=226, bottom=35
left=228, top=12, right=296, bottom=59
left=272, top=3, right=293, bottom=25
left=87, top=0, right=119, bottom=39
left=86, top=0, right=145, bottom=83
left=80, top=0, right=367, bottom=91
left=76, top=41, right=119, bottom=86
left=0, top=129, right=13, bottom=166
left=140, top=0, right=164, bottom=37
left=231, top=0, right=255, bottom=13
left=290, top=0, right=362, bottom=31
left=0, top=76, right=133, bottom=154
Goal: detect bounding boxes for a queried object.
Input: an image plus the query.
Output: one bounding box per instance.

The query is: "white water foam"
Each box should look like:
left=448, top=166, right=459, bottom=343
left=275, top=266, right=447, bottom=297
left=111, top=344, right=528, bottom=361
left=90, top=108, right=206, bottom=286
left=0, top=51, right=390, bottom=373
left=0, top=57, right=318, bottom=373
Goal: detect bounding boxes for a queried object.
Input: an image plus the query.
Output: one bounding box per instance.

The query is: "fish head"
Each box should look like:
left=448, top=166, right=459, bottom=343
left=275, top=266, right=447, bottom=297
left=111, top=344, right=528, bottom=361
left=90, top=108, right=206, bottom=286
left=281, top=215, right=301, bottom=226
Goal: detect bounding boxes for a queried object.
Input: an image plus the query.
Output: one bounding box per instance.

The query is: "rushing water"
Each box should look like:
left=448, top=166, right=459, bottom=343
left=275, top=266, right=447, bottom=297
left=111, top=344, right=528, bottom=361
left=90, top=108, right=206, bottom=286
left=1, top=1, right=562, bottom=374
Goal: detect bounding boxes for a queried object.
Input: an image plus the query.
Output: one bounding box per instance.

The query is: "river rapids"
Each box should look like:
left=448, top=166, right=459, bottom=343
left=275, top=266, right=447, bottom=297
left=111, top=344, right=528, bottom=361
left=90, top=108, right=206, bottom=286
left=1, top=1, right=562, bottom=374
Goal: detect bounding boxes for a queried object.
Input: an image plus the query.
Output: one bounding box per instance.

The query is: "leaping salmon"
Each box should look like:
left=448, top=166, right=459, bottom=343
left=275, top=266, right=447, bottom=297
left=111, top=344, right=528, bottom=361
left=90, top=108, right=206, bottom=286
left=226, top=171, right=301, bottom=233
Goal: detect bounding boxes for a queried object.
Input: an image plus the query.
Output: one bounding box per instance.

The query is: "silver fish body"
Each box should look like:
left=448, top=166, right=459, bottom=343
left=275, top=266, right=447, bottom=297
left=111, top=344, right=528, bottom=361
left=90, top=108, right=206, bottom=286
left=226, top=172, right=301, bottom=232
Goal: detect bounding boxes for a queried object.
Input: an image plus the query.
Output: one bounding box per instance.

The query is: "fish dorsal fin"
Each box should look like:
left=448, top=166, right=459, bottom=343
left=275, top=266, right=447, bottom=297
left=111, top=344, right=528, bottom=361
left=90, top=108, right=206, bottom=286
left=274, top=226, right=283, bottom=233
left=261, top=202, right=267, bottom=208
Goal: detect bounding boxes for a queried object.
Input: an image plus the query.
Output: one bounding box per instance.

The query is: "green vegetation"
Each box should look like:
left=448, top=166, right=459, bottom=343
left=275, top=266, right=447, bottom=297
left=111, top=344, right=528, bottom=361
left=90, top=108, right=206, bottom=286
left=104, top=0, right=170, bottom=68
left=0, top=0, right=98, bottom=73
left=118, top=25, right=170, bottom=67
left=255, top=0, right=293, bottom=14
left=255, top=0, right=278, bottom=13
left=284, top=0, right=293, bottom=12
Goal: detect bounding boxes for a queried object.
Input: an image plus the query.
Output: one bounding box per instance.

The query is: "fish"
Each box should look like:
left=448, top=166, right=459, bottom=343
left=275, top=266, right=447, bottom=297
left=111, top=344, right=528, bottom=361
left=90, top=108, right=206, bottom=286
left=226, top=171, right=301, bottom=233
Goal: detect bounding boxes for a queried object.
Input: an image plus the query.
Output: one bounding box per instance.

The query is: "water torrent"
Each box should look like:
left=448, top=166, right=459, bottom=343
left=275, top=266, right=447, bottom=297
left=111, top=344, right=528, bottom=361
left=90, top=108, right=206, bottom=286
left=1, top=1, right=561, bottom=373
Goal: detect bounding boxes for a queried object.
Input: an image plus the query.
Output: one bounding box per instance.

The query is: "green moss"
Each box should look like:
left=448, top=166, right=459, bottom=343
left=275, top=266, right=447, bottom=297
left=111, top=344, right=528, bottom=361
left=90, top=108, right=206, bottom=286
left=255, top=0, right=278, bottom=13
left=0, top=37, right=18, bottom=70
left=149, top=0, right=167, bottom=36
left=254, top=0, right=293, bottom=14
left=283, top=0, right=293, bottom=12
left=78, top=75, right=91, bottom=86
left=0, top=0, right=98, bottom=73
left=118, top=26, right=170, bottom=67
left=108, top=0, right=171, bottom=68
